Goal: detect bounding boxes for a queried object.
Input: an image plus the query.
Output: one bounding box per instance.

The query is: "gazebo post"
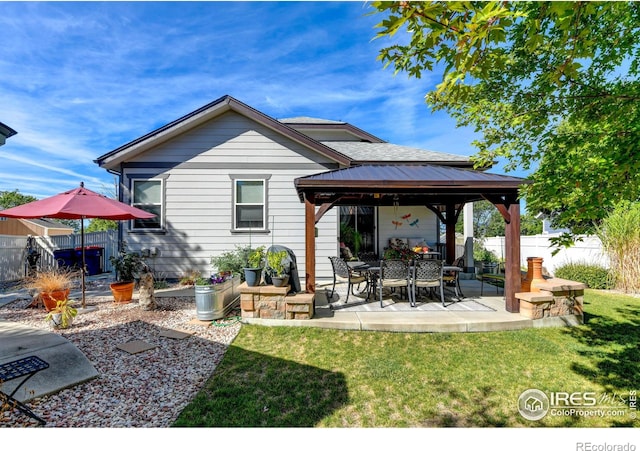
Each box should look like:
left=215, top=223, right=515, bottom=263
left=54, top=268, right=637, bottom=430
left=445, top=203, right=456, bottom=264
left=504, top=202, right=521, bottom=312
left=304, top=193, right=316, bottom=294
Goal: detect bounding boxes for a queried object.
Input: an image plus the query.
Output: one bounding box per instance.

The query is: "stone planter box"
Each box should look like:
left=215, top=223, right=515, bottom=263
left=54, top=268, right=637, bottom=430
left=516, top=278, right=585, bottom=322
left=239, top=282, right=314, bottom=320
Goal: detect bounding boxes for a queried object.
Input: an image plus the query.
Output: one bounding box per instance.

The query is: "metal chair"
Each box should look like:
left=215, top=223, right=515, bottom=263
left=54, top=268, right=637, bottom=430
left=412, top=259, right=445, bottom=307
left=358, top=252, right=379, bottom=267
left=378, top=259, right=411, bottom=308
left=443, top=256, right=465, bottom=300
left=327, top=256, right=367, bottom=303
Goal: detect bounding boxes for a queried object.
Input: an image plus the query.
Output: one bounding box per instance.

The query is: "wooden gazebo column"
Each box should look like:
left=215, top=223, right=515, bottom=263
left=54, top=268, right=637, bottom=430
left=504, top=202, right=521, bottom=312
left=304, top=192, right=316, bottom=294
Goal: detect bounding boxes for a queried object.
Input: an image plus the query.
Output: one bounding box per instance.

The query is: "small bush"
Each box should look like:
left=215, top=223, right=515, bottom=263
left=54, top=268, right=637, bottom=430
left=554, top=262, right=613, bottom=289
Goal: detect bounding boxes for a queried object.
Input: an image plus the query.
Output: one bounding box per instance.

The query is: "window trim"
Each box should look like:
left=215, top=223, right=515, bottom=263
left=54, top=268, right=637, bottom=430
left=230, top=174, right=271, bottom=233
left=129, top=177, right=165, bottom=232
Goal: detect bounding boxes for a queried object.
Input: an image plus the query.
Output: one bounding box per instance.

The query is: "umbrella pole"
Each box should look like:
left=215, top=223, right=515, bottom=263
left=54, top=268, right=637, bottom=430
left=81, top=218, right=86, bottom=309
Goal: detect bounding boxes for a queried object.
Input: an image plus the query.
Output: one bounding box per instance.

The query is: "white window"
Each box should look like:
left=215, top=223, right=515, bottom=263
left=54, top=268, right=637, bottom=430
left=131, top=179, right=163, bottom=230
left=233, top=178, right=266, bottom=231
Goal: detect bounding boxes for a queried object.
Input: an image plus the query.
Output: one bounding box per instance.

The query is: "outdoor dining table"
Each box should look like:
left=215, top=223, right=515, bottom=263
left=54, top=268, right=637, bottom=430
left=347, top=261, right=377, bottom=298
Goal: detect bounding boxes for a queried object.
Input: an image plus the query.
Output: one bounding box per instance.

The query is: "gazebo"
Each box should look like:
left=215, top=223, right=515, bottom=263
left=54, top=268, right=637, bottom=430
left=294, top=164, right=530, bottom=313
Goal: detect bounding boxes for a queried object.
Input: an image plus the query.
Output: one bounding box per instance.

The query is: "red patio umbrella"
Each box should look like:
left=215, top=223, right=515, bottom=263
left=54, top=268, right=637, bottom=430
left=0, top=182, right=155, bottom=308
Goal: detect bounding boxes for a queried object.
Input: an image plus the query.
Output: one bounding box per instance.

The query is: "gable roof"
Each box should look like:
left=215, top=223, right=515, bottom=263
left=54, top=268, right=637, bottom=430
left=24, top=218, right=74, bottom=230
left=95, top=95, right=352, bottom=171
left=279, top=116, right=385, bottom=143
left=95, top=95, right=474, bottom=171
left=322, top=141, right=472, bottom=166
left=0, top=121, right=17, bottom=145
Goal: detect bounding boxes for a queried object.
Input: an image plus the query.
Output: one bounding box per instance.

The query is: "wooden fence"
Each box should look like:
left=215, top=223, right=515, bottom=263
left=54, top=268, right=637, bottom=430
left=0, top=230, right=118, bottom=283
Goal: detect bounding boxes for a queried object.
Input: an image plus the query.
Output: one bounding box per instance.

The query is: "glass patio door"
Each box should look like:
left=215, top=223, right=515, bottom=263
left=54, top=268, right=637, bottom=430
left=339, top=206, right=376, bottom=258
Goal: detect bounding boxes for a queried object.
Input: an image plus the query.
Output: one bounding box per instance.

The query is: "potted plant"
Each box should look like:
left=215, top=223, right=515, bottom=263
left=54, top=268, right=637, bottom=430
left=44, top=299, right=77, bottom=329
left=211, top=245, right=251, bottom=280
left=109, top=246, right=145, bottom=303
left=243, top=246, right=265, bottom=287
left=266, top=250, right=289, bottom=287
left=26, top=268, right=74, bottom=312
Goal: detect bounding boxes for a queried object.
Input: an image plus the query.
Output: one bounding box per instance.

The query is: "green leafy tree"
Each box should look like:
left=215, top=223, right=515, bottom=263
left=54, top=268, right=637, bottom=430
left=85, top=218, right=118, bottom=232
left=372, top=1, right=640, bottom=242
left=456, top=200, right=542, bottom=237
left=0, top=189, right=36, bottom=209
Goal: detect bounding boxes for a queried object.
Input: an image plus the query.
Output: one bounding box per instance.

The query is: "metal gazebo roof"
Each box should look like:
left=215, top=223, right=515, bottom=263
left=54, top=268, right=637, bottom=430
left=295, top=164, right=529, bottom=206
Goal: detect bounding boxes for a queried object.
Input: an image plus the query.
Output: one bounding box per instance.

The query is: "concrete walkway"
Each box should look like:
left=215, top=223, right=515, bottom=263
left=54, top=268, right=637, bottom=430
left=0, top=281, right=110, bottom=402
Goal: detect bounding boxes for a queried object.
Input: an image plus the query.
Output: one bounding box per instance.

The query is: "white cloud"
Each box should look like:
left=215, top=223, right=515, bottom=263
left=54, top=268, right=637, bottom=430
left=0, top=1, right=493, bottom=198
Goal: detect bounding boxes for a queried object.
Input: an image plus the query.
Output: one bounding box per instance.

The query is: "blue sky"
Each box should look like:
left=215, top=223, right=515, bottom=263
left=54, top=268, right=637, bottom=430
left=0, top=1, right=510, bottom=200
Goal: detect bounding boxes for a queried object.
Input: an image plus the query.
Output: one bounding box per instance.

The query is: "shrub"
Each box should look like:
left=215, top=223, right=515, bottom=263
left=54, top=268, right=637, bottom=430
left=473, top=239, right=499, bottom=263
left=554, top=262, right=613, bottom=289
left=597, top=201, right=640, bottom=293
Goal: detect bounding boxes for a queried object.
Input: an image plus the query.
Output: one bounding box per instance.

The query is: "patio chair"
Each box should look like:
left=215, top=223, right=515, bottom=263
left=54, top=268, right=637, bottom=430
left=378, top=259, right=411, bottom=308
left=358, top=252, right=379, bottom=267
left=411, top=259, right=445, bottom=307
left=443, top=256, right=465, bottom=299
left=327, top=256, right=367, bottom=303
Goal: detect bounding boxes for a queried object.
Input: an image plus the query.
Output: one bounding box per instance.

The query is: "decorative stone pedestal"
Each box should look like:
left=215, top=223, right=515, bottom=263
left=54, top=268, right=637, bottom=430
left=239, top=283, right=314, bottom=320
left=516, top=278, right=585, bottom=321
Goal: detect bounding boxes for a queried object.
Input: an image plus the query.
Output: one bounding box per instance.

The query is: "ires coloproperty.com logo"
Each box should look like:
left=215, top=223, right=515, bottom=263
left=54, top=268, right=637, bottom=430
left=518, top=389, right=637, bottom=421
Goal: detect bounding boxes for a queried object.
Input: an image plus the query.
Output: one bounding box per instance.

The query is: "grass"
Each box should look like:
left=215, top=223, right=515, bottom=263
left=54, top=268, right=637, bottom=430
left=172, top=289, right=640, bottom=428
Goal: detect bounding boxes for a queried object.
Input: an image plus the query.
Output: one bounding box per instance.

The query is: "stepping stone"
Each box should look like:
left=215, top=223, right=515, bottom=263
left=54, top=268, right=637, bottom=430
left=116, top=340, right=157, bottom=354
left=159, top=329, right=193, bottom=340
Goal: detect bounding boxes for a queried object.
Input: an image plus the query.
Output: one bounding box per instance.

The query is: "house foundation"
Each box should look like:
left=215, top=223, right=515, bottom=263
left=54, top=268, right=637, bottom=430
left=239, top=283, right=314, bottom=320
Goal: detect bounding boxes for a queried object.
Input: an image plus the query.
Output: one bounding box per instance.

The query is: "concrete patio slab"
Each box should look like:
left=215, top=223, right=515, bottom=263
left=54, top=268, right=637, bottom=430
left=0, top=321, right=99, bottom=402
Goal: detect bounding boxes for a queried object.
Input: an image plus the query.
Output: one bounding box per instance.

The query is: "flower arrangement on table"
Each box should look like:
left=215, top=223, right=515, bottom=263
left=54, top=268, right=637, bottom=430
left=383, top=241, right=419, bottom=261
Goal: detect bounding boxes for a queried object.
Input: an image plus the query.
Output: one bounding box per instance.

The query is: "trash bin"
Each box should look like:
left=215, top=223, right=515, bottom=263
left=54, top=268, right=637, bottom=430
left=77, top=246, right=103, bottom=276
left=53, top=248, right=77, bottom=270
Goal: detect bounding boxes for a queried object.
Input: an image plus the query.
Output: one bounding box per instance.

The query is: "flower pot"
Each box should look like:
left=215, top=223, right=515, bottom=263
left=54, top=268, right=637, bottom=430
left=243, top=268, right=262, bottom=287
left=41, top=289, right=71, bottom=312
left=48, top=312, right=74, bottom=329
left=271, top=275, right=289, bottom=288
left=110, top=281, right=135, bottom=304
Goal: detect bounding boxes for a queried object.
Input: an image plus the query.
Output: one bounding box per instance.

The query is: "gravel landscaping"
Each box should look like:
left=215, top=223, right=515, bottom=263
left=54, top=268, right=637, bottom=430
left=0, top=279, right=242, bottom=428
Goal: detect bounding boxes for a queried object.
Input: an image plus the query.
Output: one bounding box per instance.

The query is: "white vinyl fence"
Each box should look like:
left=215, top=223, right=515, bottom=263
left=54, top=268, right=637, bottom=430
left=0, top=230, right=118, bottom=283
left=483, top=234, right=609, bottom=276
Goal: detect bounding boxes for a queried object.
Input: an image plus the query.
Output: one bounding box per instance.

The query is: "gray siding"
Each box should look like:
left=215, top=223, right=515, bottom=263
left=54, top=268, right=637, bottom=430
left=121, top=112, right=339, bottom=282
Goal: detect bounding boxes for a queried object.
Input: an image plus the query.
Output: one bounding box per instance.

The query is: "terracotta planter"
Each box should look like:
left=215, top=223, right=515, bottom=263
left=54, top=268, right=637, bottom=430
left=521, top=257, right=545, bottom=292
left=41, top=289, right=71, bottom=312
left=110, top=281, right=135, bottom=304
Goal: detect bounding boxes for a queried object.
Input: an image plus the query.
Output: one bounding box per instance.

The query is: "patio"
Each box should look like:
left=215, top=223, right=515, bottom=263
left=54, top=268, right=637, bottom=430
left=240, top=277, right=583, bottom=333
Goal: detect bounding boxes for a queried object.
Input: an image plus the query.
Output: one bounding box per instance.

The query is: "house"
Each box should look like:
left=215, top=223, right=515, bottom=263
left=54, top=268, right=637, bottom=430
left=0, top=217, right=74, bottom=236
left=0, top=121, right=17, bottom=146
left=95, top=95, right=525, bottom=303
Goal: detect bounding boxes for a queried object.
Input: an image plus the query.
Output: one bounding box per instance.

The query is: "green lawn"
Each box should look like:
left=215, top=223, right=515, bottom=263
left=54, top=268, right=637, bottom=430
left=173, top=290, right=639, bottom=427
